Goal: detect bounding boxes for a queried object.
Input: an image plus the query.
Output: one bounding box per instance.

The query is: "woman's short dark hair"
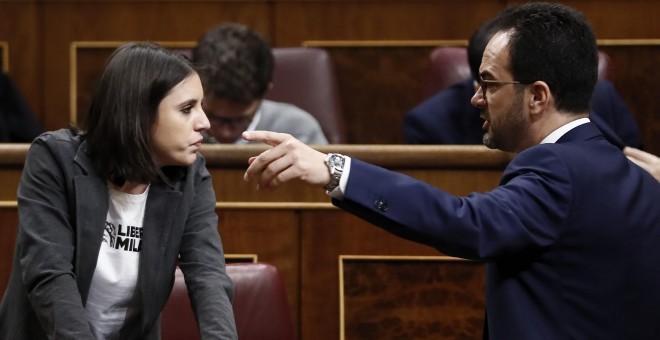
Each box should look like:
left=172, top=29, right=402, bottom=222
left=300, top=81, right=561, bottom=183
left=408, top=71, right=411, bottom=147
left=84, top=42, right=195, bottom=185
left=494, top=2, right=598, bottom=114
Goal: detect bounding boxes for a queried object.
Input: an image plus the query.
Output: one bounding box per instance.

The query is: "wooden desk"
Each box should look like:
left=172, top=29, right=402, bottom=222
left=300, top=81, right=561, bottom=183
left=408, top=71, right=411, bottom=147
left=0, top=144, right=511, bottom=339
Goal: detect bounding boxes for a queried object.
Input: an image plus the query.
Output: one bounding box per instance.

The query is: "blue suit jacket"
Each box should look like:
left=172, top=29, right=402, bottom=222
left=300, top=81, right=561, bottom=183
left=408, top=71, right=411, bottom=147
left=336, top=123, right=660, bottom=339
left=404, top=78, right=644, bottom=149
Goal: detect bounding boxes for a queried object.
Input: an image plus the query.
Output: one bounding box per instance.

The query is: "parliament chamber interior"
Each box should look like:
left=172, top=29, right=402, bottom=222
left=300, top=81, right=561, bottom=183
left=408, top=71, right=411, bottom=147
left=1, top=1, right=658, bottom=339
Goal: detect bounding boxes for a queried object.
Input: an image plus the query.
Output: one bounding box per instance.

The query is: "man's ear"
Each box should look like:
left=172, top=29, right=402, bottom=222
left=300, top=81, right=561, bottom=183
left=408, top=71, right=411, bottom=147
left=267, top=82, right=274, bottom=92
left=528, top=81, right=551, bottom=115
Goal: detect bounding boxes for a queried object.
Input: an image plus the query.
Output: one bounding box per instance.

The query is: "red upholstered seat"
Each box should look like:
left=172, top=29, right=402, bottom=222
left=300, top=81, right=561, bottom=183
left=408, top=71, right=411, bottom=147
left=422, top=46, right=616, bottom=100
left=597, top=50, right=615, bottom=83
left=266, top=47, right=346, bottom=144
left=422, top=46, right=471, bottom=100
left=161, top=263, right=295, bottom=340
left=161, top=267, right=199, bottom=340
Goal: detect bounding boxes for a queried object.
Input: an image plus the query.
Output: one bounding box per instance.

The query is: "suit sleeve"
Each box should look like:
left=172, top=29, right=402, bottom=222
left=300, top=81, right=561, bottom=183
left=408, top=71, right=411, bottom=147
left=334, top=147, right=573, bottom=261
left=17, top=136, right=95, bottom=339
left=177, top=157, right=237, bottom=339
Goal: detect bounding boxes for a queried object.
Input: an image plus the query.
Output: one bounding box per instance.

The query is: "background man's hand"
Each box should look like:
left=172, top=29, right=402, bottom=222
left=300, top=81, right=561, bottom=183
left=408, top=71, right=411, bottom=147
left=624, top=147, right=660, bottom=182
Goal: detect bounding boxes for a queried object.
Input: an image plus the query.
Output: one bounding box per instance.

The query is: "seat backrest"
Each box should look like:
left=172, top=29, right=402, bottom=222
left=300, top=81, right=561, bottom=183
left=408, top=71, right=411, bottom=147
left=422, top=46, right=616, bottom=100
left=422, top=46, right=471, bottom=100
left=161, top=267, right=199, bottom=339
left=161, top=263, right=295, bottom=340
left=597, top=50, right=615, bottom=83
left=266, top=47, right=346, bottom=144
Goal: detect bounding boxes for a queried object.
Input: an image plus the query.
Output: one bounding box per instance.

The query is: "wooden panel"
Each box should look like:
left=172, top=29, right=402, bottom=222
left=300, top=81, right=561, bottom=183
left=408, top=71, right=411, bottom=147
left=0, top=168, right=23, bottom=201
left=0, top=207, right=18, bottom=296
left=340, top=256, right=485, bottom=340
left=299, top=210, right=486, bottom=340
left=216, top=209, right=301, bottom=335
left=520, top=0, right=660, bottom=39
left=41, top=1, right=271, bottom=131
left=225, top=254, right=258, bottom=264
left=0, top=2, right=40, bottom=118
left=71, top=41, right=196, bottom=125
left=0, top=144, right=510, bottom=202
left=72, top=43, right=118, bottom=126
left=0, top=144, right=28, bottom=201
left=0, top=41, right=8, bottom=72
left=206, top=144, right=509, bottom=203
left=273, top=1, right=502, bottom=45
left=318, top=44, right=437, bottom=144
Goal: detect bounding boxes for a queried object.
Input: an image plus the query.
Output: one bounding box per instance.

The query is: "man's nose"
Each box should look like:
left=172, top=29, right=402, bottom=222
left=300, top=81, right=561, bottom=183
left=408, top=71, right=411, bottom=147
left=471, top=89, right=485, bottom=108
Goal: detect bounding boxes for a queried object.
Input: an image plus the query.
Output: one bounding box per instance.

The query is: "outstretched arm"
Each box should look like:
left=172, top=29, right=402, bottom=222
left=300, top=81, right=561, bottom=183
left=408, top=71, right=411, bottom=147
left=624, top=147, right=660, bottom=182
left=243, top=131, right=330, bottom=190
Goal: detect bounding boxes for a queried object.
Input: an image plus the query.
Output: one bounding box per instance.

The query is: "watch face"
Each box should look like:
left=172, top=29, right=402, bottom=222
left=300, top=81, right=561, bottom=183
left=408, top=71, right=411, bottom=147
left=329, top=154, right=345, bottom=168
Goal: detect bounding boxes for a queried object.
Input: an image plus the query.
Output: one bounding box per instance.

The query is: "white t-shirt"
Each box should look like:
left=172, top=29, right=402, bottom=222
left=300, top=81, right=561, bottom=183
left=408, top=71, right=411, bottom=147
left=85, top=185, right=149, bottom=339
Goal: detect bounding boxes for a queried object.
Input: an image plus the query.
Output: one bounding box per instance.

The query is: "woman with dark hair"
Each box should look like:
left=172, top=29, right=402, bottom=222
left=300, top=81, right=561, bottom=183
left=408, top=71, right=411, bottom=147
left=0, top=42, right=237, bottom=339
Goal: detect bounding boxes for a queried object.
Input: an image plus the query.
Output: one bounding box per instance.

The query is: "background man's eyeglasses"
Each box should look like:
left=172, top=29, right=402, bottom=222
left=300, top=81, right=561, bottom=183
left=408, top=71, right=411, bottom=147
left=207, top=115, right=254, bottom=129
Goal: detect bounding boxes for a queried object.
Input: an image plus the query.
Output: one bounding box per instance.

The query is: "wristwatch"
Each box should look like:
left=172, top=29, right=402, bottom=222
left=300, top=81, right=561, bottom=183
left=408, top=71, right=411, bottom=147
left=324, top=153, right=345, bottom=192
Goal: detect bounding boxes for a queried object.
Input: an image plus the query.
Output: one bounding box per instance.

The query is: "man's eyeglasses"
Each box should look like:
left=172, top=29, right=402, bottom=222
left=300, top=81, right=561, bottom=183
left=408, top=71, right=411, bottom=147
left=478, top=79, right=527, bottom=99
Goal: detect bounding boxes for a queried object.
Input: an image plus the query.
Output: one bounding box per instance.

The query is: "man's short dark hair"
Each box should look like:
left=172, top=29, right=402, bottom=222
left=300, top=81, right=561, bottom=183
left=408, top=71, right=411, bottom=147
left=494, top=2, right=598, bottom=114
left=84, top=42, right=195, bottom=186
left=193, top=23, right=274, bottom=104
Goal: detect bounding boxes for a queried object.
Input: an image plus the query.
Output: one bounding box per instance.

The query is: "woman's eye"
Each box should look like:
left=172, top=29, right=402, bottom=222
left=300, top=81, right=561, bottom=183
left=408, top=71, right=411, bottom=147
left=181, top=106, right=192, bottom=114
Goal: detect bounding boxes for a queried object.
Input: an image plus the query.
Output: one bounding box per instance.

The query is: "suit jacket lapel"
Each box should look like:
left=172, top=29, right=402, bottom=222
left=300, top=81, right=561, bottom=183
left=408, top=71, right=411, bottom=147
left=137, top=183, right=182, bottom=322
left=72, top=142, right=109, bottom=303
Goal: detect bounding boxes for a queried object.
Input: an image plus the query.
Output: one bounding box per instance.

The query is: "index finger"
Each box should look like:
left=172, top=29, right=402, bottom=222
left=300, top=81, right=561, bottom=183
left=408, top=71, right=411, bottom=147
left=242, top=130, right=291, bottom=147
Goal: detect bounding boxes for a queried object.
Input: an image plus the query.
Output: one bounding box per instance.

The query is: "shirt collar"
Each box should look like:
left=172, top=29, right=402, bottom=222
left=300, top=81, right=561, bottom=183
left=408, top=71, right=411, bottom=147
left=540, top=117, right=590, bottom=144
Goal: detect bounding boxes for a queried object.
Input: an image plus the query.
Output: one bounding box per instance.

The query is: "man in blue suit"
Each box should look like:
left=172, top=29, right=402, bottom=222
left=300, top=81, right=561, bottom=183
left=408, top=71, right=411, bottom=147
left=243, top=2, right=660, bottom=339
left=403, top=17, right=644, bottom=149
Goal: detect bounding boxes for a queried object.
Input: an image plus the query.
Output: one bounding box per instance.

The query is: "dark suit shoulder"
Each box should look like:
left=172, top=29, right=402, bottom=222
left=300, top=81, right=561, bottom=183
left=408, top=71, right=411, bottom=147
left=31, top=128, right=83, bottom=152
left=26, top=129, right=83, bottom=161
left=404, top=78, right=482, bottom=144
left=590, top=79, right=643, bottom=149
